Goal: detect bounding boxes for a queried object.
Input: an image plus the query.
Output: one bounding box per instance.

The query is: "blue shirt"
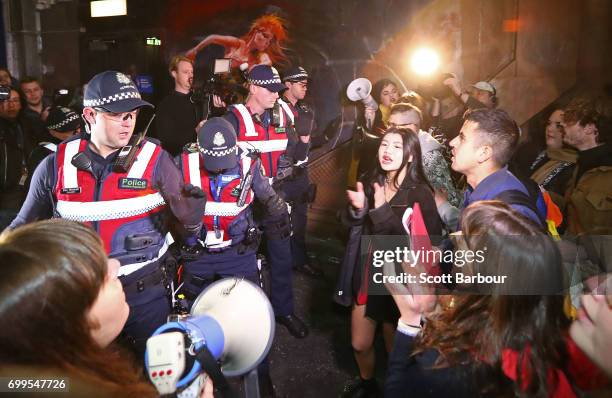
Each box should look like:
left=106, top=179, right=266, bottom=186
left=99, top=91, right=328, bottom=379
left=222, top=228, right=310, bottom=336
left=460, top=167, right=542, bottom=225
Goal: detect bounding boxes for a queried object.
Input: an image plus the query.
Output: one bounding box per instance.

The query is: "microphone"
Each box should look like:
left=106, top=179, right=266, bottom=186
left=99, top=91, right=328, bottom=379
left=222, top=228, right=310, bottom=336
left=71, top=152, right=94, bottom=175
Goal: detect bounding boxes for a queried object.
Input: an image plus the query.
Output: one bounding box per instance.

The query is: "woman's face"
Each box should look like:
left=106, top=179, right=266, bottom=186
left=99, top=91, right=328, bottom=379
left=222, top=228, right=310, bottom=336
left=378, top=132, right=405, bottom=172
left=87, top=259, right=129, bottom=347
left=379, top=83, right=399, bottom=107
left=545, top=110, right=564, bottom=150
left=253, top=28, right=273, bottom=52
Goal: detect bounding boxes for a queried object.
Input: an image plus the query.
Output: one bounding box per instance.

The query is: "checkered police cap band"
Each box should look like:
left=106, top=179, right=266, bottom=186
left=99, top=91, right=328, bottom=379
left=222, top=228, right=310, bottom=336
left=83, top=91, right=142, bottom=107
left=47, top=113, right=80, bottom=130
left=283, top=72, right=308, bottom=81
left=248, top=77, right=282, bottom=86
left=200, top=145, right=238, bottom=157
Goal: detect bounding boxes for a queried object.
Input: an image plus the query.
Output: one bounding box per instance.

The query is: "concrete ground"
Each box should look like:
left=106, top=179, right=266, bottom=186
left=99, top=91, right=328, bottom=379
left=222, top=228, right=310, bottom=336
left=260, top=236, right=388, bottom=398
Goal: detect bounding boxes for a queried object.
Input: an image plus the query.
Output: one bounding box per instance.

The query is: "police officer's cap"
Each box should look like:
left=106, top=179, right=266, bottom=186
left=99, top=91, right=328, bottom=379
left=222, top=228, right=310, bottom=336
left=248, top=65, right=286, bottom=93
left=83, top=71, right=153, bottom=112
left=197, top=117, right=238, bottom=172
left=46, top=106, right=81, bottom=132
left=282, top=66, right=309, bottom=83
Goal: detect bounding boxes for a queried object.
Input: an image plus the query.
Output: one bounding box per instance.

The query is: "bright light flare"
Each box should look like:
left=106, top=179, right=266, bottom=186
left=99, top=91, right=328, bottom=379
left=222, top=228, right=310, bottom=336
left=90, top=0, right=127, bottom=18
left=410, top=48, right=440, bottom=77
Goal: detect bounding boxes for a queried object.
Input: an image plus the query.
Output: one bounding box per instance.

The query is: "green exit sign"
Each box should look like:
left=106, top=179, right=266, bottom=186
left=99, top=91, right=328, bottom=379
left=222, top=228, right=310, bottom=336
left=146, top=37, right=161, bottom=46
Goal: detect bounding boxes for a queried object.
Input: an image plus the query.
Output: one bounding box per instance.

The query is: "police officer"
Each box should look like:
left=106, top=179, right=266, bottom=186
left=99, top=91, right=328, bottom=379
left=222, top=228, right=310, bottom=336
left=278, top=66, right=324, bottom=279
left=26, top=106, right=81, bottom=184
left=177, top=117, right=286, bottom=301
left=10, top=70, right=205, bottom=353
left=223, top=65, right=308, bottom=338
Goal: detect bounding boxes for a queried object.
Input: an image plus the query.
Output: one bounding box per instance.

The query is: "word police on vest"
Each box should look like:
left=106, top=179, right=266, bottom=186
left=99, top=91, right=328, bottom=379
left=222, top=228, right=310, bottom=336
left=145, top=278, right=274, bottom=397
left=198, top=117, right=239, bottom=172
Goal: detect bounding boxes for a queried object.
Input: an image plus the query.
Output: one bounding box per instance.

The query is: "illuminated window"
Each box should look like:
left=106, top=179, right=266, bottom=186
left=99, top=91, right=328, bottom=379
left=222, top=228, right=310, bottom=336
left=90, top=0, right=127, bottom=18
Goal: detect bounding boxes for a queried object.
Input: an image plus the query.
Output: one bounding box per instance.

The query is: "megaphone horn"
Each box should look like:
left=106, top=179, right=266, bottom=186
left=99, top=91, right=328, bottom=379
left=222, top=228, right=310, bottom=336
left=190, top=278, right=275, bottom=377
left=346, top=78, right=377, bottom=110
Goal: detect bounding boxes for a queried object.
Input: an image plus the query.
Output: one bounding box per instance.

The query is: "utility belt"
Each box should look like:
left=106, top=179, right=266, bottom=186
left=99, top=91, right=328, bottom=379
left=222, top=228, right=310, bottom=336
left=199, top=225, right=261, bottom=255
left=116, top=232, right=173, bottom=277
left=120, top=266, right=165, bottom=296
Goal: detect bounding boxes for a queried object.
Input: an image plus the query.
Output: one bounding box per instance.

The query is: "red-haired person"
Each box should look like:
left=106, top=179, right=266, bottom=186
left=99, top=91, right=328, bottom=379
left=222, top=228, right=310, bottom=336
left=186, top=14, right=289, bottom=70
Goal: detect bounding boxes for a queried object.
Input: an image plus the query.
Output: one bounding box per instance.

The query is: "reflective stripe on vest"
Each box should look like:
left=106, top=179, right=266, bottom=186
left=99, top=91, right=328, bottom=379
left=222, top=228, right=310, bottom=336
left=40, top=142, right=58, bottom=152
left=63, top=139, right=81, bottom=189
left=278, top=99, right=295, bottom=124
left=188, top=151, right=202, bottom=188
left=117, top=233, right=174, bottom=277
left=233, top=104, right=258, bottom=136
left=57, top=140, right=165, bottom=221
left=237, top=139, right=288, bottom=154
left=185, top=151, right=253, bottom=216
left=57, top=192, right=166, bottom=222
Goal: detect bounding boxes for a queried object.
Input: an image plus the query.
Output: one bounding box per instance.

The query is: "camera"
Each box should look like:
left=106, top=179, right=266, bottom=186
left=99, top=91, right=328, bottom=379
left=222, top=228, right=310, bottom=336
left=191, top=59, right=248, bottom=119
left=0, top=85, right=11, bottom=101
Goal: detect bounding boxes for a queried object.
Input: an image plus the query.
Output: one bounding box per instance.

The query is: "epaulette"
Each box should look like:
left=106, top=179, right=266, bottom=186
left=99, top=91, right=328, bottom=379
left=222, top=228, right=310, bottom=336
left=184, top=142, right=200, bottom=153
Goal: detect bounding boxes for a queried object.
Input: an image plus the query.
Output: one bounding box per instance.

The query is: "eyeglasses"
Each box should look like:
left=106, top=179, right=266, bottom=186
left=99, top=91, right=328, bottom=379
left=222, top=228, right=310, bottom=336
left=94, top=108, right=138, bottom=122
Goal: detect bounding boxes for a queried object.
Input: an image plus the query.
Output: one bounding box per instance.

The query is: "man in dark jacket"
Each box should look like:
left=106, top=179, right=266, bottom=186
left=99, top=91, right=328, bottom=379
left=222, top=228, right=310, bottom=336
left=0, top=88, right=33, bottom=230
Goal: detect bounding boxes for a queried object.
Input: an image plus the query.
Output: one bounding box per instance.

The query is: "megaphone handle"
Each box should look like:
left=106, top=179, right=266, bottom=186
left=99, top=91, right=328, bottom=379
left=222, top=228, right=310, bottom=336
left=195, top=346, right=237, bottom=398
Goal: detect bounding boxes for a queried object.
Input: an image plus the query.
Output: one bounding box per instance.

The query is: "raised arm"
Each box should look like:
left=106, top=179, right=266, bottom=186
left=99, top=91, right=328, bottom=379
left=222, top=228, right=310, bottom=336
left=185, top=34, right=242, bottom=59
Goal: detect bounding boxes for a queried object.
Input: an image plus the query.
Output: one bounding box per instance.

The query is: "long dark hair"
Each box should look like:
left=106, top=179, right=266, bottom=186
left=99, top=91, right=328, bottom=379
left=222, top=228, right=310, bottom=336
left=365, top=127, right=432, bottom=192
left=0, top=220, right=156, bottom=397
left=415, top=201, right=570, bottom=398
left=372, top=78, right=399, bottom=104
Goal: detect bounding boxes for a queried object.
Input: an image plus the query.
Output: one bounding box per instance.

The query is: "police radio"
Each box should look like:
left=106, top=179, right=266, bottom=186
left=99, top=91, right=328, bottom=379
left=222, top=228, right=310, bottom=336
left=113, top=113, right=156, bottom=173
left=271, top=102, right=282, bottom=127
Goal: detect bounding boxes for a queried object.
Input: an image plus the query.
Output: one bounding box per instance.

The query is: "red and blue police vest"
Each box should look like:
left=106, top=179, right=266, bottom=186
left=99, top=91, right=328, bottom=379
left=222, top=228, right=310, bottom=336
left=54, top=136, right=169, bottom=276
left=230, top=104, right=288, bottom=177
left=181, top=150, right=254, bottom=249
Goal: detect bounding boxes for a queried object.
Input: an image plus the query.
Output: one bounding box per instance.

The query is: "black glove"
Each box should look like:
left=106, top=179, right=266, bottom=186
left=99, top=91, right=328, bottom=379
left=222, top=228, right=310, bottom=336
left=183, top=183, right=206, bottom=198
left=295, top=108, right=315, bottom=137
left=264, top=194, right=288, bottom=218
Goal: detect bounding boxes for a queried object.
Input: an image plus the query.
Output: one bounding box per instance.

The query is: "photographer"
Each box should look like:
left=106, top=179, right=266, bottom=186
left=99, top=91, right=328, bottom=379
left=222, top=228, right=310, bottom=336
left=154, top=55, right=200, bottom=157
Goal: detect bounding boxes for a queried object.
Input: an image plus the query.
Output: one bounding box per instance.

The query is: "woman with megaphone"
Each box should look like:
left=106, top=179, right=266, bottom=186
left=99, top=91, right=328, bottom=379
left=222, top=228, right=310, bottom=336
left=0, top=219, right=213, bottom=397
left=340, top=127, right=442, bottom=397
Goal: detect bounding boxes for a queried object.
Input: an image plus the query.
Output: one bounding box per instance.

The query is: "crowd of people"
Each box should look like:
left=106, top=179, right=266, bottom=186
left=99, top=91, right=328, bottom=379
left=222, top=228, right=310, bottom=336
left=0, top=11, right=611, bottom=398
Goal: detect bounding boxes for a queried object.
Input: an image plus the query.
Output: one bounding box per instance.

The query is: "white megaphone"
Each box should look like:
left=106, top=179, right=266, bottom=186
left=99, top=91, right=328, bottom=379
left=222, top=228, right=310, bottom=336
left=346, top=77, right=378, bottom=110
left=145, top=278, right=275, bottom=397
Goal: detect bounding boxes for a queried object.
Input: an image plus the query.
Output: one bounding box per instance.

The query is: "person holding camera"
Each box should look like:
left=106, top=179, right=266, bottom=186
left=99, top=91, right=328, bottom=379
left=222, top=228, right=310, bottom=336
left=154, top=55, right=199, bottom=157
left=9, top=70, right=206, bottom=355
left=276, top=66, right=324, bottom=279
left=223, top=64, right=309, bottom=339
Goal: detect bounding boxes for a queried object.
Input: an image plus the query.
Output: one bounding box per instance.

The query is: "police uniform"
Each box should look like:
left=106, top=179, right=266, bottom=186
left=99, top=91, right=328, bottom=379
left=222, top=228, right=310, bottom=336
left=10, top=71, right=204, bottom=352
left=277, top=66, right=323, bottom=278
left=26, top=106, right=81, bottom=187
left=177, top=117, right=279, bottom=301
left=223, top=65, right=308, bottom=338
